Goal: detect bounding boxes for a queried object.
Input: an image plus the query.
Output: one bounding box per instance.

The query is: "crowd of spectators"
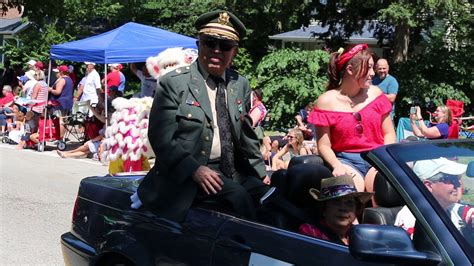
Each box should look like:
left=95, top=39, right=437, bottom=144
left=0, top=38, right=472, bottom=248
left=0, top=59, right=158, bottom=166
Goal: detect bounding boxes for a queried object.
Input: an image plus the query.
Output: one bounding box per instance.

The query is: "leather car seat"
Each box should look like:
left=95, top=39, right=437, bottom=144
left=281, top=163, right=333, bottom=230
left=362, top=172, right=405, bottom=225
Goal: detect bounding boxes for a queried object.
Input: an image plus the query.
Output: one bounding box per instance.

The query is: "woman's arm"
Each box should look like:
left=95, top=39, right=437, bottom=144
left=249, top=107, right=262, bottom=127
left=271, top=145, right=288, bottom=170
left=31, top=83, right=40, bottom=99
left=316, top=126, right=346, bottom=176
left=381, top=114, right=396, bottom=144
left=49, top=78, right=65, bottom=95
left=299, top=146, right=309, bottom=155
left=411, top=107, right=441, bottom=139
left=409, top=113, right=424, bottom=137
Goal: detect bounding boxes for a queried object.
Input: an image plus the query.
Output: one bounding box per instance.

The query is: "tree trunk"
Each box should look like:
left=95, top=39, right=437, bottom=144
left=393, top=22, right=410, bottom=63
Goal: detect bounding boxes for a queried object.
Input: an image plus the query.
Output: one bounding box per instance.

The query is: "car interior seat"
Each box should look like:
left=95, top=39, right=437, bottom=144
left=362, top=172, right=405, bottom=225
left=281, top=163, right=333, bottom=230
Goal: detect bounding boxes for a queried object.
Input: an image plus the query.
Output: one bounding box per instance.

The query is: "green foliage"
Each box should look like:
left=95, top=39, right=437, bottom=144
left=231, top=47, right=253, bottom=79
left=1, top=23, right=73, bottom=66
left=252, top=49, right=329, bottom=130
left=393, top=8, right=473, bottom=119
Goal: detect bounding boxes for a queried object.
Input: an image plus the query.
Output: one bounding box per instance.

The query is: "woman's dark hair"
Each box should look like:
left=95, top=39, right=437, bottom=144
left=253, top=88, right=263, bottom=100
left=326, top=45, right=374, bottom=91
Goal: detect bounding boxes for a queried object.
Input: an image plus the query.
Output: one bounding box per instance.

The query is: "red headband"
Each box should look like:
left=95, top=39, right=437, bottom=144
left=336, top=44, right=368, bottom=71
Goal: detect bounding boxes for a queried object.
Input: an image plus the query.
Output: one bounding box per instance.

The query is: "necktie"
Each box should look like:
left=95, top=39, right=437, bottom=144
left=212, top=76, right=235, bottom=177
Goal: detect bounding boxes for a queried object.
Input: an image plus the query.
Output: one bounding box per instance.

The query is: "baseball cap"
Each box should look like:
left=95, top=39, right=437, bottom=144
left=108, top=63, right=120, bottom=68
left=413, top=157, right=467, bottom=180
left=27, top=59, right=36, bottom=66
left=84, top=62, right=96, bottom=65
left=53, top=65, right=69, bottom=73
left=17, top=75, right=29, bottom=83
left=34, top=61, right=44, bottom=70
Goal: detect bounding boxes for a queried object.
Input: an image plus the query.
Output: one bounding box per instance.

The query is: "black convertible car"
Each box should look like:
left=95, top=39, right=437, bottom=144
left=61, top=139, right=474, bottom=266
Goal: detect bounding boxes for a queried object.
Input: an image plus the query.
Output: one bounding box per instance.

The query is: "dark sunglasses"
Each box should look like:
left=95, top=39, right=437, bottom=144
left=287, top=135, right=295, bottom=139
left=429, top=173, right=461, bottom=187
left=198, top=37, right=238, bottom=52
left=352, top=112, right=363, bottom=134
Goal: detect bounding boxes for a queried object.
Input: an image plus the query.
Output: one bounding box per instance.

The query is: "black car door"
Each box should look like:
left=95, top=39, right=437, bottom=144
left=211, top=217, right=383, bottom=266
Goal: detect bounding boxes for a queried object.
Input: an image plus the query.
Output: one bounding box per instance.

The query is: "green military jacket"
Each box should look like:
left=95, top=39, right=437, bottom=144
left=137, top=62, right=266, bottom=221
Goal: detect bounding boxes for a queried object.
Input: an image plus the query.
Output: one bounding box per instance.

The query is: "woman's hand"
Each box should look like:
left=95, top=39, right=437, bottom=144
left=332, top=164, right=348, bottom=177
left=415, top=106, right=422, bottom=118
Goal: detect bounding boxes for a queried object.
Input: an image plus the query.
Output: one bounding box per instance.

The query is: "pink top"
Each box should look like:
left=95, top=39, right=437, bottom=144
left=299, top=223, right=331, bottom=241
left=0, top=92, right=14, bottom=107
left=308, top=94, right=391, bottom=153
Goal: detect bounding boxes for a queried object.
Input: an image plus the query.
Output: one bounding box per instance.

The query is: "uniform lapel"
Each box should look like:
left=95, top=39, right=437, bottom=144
left=188, top=64, right=213, bottom=121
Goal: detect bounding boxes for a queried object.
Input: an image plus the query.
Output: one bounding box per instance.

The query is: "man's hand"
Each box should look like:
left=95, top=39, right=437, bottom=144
left=262, top=175, right=271, bottom=185
left=192, top=166, right=224, bottom=195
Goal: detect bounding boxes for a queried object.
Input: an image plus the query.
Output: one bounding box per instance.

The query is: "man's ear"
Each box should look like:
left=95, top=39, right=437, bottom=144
left=423, top=180, right=433, bottom=192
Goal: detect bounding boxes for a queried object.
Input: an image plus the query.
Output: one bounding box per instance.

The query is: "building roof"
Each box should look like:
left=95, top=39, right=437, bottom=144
left=269, top=20, right=379, bottom=44
left=0, top=6, right=29, bottom=35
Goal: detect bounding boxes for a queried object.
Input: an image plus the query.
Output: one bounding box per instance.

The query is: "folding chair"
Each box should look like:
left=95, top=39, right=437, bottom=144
left=446, top=99, right=464, bottom=139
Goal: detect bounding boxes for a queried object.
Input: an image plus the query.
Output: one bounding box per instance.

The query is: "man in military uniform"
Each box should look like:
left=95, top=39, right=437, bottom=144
left=135, top=10, right=275, bottom=222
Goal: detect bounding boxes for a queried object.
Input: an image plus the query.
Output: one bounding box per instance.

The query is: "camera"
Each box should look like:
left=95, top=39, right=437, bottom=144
left=410, top=106, right=417, bottom=115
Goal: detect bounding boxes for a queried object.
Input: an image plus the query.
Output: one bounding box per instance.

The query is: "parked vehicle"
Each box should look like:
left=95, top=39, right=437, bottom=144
left=61, top=139, right=474, bottom=265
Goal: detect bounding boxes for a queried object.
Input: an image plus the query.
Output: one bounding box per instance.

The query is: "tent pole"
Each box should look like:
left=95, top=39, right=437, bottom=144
left=47, top=59, right=52, bottom=86
left=104, top=64, right=108, bottom=127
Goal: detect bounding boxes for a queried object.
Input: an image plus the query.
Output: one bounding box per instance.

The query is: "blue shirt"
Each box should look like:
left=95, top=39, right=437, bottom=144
left=372, top=74, right=399, bottom=118
left=429, top=122, right=449, bottom=139
left=118, top=72, right=126, bottom=92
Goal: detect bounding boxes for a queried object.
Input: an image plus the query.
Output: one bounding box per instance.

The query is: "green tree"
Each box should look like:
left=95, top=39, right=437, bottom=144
left=253, top=48, right=329, bottom=130
left=393, top=1, right=473, bottom=117
left=305, top=0, right=466, bottom=62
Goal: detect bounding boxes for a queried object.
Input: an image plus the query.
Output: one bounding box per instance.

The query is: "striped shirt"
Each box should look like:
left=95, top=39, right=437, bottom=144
left=31, top=81, right=49, bottom=114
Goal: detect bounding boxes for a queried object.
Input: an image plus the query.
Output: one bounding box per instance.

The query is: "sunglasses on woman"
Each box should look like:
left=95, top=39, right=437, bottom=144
left=353, top=112, right=363, bottom=134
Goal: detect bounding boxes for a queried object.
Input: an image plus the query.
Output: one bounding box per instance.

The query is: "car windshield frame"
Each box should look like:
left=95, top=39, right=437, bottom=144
left=382, top=139, right=474, bottom=259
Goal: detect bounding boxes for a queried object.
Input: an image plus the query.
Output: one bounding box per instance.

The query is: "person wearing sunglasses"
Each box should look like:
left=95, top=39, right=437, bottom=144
left=395, top=158, right=472, bottom=240
left=133, top=10, right=295, bottom=223
left=409, top=105, right=452, bottom=139
left=271, top=128, right=308, bottom=171
left=307, top=44, right=396, bottom=192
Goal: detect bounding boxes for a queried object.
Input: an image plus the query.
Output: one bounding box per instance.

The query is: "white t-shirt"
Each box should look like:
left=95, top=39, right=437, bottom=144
left=135, top=70, right=157, bottom=97
left=24, top=80, right=37, bottom=99
left=81, top=69, right=100, bottom=104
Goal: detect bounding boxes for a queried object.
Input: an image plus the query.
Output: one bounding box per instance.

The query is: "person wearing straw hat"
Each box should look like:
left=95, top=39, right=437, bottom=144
left=299, top=175, right=373, bottom=245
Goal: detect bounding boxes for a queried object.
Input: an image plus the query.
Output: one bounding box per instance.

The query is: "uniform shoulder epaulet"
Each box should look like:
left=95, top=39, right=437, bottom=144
left=168, top=65, right=191, bottom=77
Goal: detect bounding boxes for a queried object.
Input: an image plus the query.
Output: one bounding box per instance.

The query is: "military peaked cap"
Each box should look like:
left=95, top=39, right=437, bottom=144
left=195, top=10, right=246, bottom=41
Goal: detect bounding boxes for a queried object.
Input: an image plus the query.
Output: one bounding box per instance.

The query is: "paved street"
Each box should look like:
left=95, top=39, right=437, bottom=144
left=0, top=142, right=108, bottom=265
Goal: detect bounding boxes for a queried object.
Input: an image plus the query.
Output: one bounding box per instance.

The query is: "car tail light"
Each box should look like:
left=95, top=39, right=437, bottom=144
left=71, top=196, right=79, bottom=223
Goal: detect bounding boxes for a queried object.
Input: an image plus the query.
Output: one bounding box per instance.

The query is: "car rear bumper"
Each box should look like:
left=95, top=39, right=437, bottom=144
left=61, top=232, right=96, bottom=266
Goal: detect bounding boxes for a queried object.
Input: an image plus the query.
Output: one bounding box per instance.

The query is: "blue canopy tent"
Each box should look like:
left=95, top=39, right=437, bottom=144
left=50, top=22, right=197, bottom=63
left=49, top=22, right=197, bottom=122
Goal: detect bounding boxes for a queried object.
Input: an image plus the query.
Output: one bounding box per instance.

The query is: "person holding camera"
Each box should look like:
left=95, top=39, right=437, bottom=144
left=410, top=105, right=452, bottom=139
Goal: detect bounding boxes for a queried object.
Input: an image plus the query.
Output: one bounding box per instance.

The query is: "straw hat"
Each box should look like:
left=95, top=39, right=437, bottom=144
left=309, top=175, right=373, bottom=203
